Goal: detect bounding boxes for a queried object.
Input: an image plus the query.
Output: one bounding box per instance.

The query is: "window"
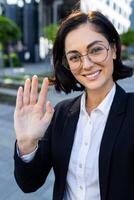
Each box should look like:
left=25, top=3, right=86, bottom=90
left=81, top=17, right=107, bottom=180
left=113, top=2, right=116, bottom=10
left=112, top=19, right=115, bottom=26
left=106, top=0, right=110, bottom=5
left=118, top=23, right=120, bottom=29
left=119, top=7, right=121, bottom=14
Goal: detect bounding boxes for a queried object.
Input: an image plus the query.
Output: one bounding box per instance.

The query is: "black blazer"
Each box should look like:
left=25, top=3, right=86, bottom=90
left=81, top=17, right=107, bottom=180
left=14, top=84, right=134, bottom=200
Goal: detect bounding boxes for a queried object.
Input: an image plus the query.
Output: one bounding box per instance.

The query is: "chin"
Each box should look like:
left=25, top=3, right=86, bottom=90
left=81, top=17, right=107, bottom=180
left=84, top=79, right=112, bottom=92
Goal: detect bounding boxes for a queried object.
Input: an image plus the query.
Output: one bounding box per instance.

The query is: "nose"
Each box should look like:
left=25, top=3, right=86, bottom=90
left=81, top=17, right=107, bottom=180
left=82, top=55, right=94, bottom=69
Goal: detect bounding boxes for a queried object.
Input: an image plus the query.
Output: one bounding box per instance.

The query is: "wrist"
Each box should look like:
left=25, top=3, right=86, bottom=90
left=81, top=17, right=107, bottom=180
left=17, top=139, right=38, bottom=156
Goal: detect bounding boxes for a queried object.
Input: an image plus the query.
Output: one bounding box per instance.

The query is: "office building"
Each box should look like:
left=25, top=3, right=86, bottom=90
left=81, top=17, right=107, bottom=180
left=81, top=0, right=133, bottom=33
left=2, top=0, right=78, bottom=62
left=130, top=0, right=134, bottom=29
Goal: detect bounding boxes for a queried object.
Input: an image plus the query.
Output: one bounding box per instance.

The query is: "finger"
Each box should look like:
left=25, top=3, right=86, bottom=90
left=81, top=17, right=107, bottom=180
left=30, top=75, right=38, bottom=105
left=46, top=101, right=54, bottom=113
left=42, top=101, right=54, bottom=123
left=16, top=86, right=23, bottom=110
left=37, top=77, right=49, bottom=109
left=23, top=78, right=31, bottom=105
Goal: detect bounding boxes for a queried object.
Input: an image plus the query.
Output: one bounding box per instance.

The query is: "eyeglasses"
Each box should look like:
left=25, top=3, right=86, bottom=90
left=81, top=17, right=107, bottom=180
left=63, top=43, right=110, bottom=70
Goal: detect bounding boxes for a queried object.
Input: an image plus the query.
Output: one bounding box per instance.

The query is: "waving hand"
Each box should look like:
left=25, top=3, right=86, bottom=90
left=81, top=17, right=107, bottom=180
left=14, top=75, right=54, bottom=155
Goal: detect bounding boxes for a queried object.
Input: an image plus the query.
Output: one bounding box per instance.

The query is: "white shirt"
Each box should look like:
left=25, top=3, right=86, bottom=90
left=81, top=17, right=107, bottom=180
left=20, top=84, right=116, bottom=200
left=63, top=84, right=116, bottom=200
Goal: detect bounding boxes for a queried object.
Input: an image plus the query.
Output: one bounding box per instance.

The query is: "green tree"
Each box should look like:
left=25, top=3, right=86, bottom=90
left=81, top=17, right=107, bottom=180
left=0, top=16, right=21, bottom=67
left=0, top=16, right=21, bottom=48
left=43, top=24, right=59, bottom=43
left=120, top=29, right=134, bottom=46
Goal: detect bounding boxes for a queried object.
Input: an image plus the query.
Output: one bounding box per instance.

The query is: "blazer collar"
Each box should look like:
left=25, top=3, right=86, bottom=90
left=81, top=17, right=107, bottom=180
left=109, top=83, right=127, bottom=114
left=99, top=83, right=127, bottom=200
left=69, top=83, right=125, bottom=115
left=69, top=95, right=82, bottom=114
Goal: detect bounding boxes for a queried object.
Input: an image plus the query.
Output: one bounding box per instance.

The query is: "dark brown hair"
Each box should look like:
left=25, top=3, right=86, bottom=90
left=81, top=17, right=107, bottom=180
left=52, top=10, right=133, bottom=94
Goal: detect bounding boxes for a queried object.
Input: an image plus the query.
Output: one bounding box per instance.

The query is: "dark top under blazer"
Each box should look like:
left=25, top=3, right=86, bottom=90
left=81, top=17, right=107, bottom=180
left=14, top=84, right=134, bottom=200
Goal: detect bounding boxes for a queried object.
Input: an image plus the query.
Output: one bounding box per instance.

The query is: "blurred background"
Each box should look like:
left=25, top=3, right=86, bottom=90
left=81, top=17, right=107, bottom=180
left=0, top=0, right=134, bottom=199
left=0, top=0, right=134, bottom=66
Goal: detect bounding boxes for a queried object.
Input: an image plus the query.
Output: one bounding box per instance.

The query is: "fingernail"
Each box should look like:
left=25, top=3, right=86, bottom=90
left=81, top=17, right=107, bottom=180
left=19, top=86, right=23, bottom=91
left=33, top=75, right=38, bottom=78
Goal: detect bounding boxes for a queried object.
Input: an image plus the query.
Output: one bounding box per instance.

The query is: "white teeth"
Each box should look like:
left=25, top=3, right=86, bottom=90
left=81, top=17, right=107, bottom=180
left=85, top=71, right=100, bottom=78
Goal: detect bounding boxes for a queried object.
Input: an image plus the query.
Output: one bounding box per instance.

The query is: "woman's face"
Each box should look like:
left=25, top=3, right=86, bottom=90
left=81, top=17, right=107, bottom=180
left=64, top=23, right=116, bottom=93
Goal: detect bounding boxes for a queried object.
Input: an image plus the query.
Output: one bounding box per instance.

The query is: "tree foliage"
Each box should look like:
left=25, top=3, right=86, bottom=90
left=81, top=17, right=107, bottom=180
left=0, top=16, right=21, bottom=46
left=120, top=29, right=134, bottom=46
left=0, top=16, right=21, bottom=68
left=43, top=24, right=59, bottom=43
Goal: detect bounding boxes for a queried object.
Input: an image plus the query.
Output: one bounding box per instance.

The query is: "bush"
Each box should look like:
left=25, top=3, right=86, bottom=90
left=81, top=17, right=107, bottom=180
left=120, top=29, right=134, bottom=46
left=3, top=54, right=10, bottom=68
left=0, top=16, right=21, bottom=46
left=43, top=24, right=59, bottom=43
left=0, top=16, right=22, bottom=67
left=1, top=53, right=22, bottom=68
left=9, top=53, right=22, bottom=67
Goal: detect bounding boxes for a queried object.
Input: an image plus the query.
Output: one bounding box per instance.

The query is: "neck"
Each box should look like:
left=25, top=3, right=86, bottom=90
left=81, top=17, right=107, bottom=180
left=86, top=81, right=114, bottom=113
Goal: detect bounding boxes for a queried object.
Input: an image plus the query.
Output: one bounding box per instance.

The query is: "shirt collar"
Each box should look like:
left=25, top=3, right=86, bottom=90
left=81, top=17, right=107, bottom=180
left=81, top=84, right=116, bottom=116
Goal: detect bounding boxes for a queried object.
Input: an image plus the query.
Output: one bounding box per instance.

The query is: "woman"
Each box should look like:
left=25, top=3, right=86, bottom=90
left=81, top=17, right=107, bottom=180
left=14, top=10, right=134, bottom=200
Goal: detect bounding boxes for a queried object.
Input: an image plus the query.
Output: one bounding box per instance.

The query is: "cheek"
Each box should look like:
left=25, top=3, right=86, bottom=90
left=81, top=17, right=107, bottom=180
left=104, top=58, right=114, bottom=75
left=70, top=68, right=81, bottom=77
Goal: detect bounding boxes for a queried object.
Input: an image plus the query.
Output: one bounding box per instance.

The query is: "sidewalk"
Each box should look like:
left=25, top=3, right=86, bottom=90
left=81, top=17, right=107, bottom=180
left=0, top=61, right=53, bottom=77
left=0, top=61, right=54, bottom=102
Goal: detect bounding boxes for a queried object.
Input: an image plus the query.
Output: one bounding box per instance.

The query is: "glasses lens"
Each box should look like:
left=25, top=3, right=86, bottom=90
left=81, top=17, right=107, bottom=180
left=88, top=44, right=108, bottom=63
left=66, top=53, right=81, bottom=70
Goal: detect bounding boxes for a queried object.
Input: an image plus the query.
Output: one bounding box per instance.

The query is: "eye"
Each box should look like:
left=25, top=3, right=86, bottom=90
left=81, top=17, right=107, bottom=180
left=68, top=54, right=80, bottom=62
left=89, top=46, right=105, bottom=54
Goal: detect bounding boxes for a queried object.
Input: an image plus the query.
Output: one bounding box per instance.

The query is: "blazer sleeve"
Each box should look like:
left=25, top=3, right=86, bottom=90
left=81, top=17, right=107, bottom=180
left=14, top=114, right=54, bottom=193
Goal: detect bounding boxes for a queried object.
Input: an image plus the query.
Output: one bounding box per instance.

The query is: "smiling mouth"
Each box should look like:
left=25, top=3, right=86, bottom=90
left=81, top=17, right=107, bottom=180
left=83, top=70, right=101, bottom=80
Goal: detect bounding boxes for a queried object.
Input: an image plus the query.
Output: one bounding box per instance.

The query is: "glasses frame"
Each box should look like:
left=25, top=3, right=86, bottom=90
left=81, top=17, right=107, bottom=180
left=62, top=43, right=110, bottom=71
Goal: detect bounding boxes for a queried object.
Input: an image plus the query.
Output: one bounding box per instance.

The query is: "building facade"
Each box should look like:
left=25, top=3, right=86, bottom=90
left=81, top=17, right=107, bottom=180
left=2, top=0, right=78, bottom=62
left=130, top=0, right=134, bottom=29
left=39, top=0, right=79, bottom=33
left=38, top=0, right=78, bottom=60
left=0, top=0, right=6, bottom=15
left=81, top=0, right=133, bottom=33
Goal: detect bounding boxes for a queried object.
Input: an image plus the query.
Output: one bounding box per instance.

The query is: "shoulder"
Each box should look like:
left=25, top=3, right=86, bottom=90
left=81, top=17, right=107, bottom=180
left=115, top=84, right=134, bottom=110
left=54, top=94, right=81, bottom=113
left=47, top=94, right=81, bottom=130
left=127, top=92, right=134, bottom=98
left=127, top=92, right=134, bottom=109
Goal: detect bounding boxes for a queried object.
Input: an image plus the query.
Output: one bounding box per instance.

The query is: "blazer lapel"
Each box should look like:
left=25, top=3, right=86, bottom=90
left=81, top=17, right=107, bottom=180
left=99, top=84, right=127, bottom=200
left=60, top=96, right=81, bottom=193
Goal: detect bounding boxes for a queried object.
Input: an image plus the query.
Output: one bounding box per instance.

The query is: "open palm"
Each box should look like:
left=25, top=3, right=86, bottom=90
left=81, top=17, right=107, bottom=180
left=14, top=76, right=54, bottom=154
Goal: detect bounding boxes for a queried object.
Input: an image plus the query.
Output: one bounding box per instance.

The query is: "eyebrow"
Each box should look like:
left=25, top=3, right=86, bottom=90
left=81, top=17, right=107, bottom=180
left=66, top=40, right=104, bottom=55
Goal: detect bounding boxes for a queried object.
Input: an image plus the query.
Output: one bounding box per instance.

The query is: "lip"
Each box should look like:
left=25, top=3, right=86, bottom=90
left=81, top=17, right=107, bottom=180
left=82, top=70, right=101, bottom=81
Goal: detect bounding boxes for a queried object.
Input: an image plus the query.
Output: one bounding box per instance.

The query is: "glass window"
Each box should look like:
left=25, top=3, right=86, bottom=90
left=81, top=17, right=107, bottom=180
left=113, top=2, right=116, bottom=10
left=112, top=19, right=115, bottom=26
left=106, top=0, right=110, bottom=5
left=119, top=7, right=121, bottom=14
